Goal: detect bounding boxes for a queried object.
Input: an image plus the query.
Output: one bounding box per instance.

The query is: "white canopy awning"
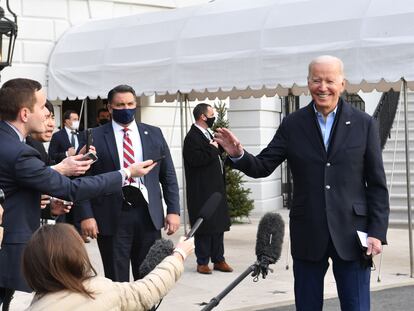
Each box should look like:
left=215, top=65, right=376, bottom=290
left=48, top=0, right=414, bottom=101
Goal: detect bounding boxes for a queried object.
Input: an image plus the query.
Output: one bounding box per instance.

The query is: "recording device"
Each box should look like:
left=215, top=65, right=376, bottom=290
left=0, top=188, right=5, bottom=204
left=186, top=192, right=222, bottom=239
left=201, top=212, right=285, bottom=311
left=81, top=151, right=98, bottom=163
left=139, top=238, right=174, bottom=278
left=85, top=128, right=93, bottom=153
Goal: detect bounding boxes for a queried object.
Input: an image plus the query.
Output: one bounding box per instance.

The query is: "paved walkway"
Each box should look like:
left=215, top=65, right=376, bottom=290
left=11, top=209, right=414, bottom=310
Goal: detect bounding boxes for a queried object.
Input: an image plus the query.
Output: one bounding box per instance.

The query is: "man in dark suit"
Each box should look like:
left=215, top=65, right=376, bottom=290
left=48, top=109, right=82, bottom=164
left=78, top=84, right=180, bottom=282
left=215, top=55, right=389, bottom=311
left=183, top=103, right=232, bottom=274
left=0, top=78, right=156, bottom=309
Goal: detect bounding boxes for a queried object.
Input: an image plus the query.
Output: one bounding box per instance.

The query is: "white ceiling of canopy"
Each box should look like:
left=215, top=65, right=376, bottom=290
left=48, top=0, right=414, bottom=101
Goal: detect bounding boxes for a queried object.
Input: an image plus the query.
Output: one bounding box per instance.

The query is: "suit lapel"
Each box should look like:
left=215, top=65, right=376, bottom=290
left=104, top=124, right=120, bottom=169
left=192, top=124, right=210, bottom=142
left=328, top=99, right=354, bottom=160
left=137, top=122, right=153, bottom=184
left=298, top=103, right=326, bottom=157
left=60, top=128, right=71, bottom=148
left=137, top=122, right=149, bottom=160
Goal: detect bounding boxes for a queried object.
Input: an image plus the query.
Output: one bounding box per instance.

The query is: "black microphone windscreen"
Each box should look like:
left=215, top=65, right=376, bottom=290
left=255, top=212, right=284, bottom=264
left=139, top=238, right=174, bottom=278
left=198, top=192, right=222, bottom=219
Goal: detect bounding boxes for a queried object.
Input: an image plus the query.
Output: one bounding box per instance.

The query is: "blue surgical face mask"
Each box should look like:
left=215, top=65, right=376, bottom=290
left=112, top=108, right=136, bottom=125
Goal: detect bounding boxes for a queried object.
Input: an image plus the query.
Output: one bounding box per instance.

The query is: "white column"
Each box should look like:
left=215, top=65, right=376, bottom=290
left=228, top=97, right=283, bottom=216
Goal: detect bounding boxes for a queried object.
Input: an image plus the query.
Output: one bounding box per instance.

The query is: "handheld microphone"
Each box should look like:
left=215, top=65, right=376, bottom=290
left=186, top=192, right=222, bottom=239
left=139, top=238, right=174, bottom=278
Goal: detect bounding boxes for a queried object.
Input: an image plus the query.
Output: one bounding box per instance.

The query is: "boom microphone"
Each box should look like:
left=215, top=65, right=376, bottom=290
left=201, top=212, right=285, bottom=311
left=186, top=192, right=222, bottom=239
left=139, top=238, right=174, bottom=278
left=254, top=212, right=284, bottom=277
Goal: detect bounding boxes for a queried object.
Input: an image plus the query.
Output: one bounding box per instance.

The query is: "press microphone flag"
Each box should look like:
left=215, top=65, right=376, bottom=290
left=186, top=192, right=222, bottom=239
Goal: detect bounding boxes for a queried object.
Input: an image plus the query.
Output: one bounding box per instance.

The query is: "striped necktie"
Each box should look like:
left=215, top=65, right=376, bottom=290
left=122, top=128, right=135, bottom=183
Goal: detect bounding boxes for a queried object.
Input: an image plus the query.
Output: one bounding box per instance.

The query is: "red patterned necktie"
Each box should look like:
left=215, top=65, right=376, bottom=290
left=122, top=128, right=135, bottom=183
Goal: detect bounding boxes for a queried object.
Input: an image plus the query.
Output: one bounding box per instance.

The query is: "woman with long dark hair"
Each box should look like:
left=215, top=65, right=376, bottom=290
left=22, top=223, right=194, bottom=310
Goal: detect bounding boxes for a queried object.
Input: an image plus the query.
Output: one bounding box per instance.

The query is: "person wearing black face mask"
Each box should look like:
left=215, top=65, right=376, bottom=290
left=183, top=103, right=232, bottom=274
left=77, top=84, right=180, bottom=283
left=95, top=108, right=111, bottom=127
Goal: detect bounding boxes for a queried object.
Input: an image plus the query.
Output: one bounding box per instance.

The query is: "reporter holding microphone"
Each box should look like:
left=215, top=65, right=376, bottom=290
left=22, top=223, right=194, bottom=311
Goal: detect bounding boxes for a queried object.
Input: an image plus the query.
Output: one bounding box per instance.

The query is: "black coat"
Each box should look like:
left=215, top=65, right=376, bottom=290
left=183, top=124, right=230, bottom=234
left=231, top=100, right=389, bottom=262
left=26, top=136, right=51, bottom=165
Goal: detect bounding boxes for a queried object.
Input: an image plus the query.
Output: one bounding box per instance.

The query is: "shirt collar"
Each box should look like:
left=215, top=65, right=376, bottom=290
left=194, top=123, right=209, bottom=135
left=112, top=119, right=138, bottom=133
left=5, top=121, right=25, bottom=142
left=313, top=103, right=338, bottom=118
left=65, top=126, right=76, bottom=135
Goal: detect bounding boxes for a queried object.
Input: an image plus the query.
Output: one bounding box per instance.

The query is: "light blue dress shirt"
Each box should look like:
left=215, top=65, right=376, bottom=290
left=313, top=104, right=338, bottom=150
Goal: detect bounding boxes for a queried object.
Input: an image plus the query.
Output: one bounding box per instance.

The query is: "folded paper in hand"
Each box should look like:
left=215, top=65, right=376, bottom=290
left=357, top=230, right=368, bottom=249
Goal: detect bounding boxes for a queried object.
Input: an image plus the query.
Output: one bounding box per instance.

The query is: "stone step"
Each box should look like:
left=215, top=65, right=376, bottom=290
left=385, top=170, right=411, bottom=183
left=383, top=138, right=414, bottom=149
left=383, top=159, right=414, bottom=171
left=389, top=219, right=414, bottom=229
left=382, top=148, right=410, bottom=161
left=387, top=181, right=414, bottom=194
left=388, top=205, right=414, bottom=229
left=387, top=128, right=414, bottom=140
left=389, top=194, right=414, bottom=207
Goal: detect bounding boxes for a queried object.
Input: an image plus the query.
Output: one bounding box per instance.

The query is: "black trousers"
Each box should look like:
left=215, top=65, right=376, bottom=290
left=97, top=205, right=160, bottom=282
left=194, top=232, right=225, bottom=265
left=0, top=287, right=14, bottom=311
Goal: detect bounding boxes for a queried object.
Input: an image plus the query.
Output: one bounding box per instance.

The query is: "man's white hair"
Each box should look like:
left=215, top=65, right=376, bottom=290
left=307, top=55, right=344, bottom=80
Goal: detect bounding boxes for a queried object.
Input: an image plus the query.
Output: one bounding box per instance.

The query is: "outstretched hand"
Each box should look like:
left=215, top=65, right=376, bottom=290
left=214, top=128, right=243, bottom=157
left=52, top=154, right=93, bottom=176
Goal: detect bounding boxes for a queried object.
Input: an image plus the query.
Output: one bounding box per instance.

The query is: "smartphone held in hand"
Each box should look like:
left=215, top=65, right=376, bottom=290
left=81, top=151, right=98, bottom=163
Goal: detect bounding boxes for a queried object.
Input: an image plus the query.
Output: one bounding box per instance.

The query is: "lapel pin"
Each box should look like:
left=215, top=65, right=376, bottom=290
left=345, top=121, right=351, bottom=125
left=144, top=131, right=148, bottom=135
